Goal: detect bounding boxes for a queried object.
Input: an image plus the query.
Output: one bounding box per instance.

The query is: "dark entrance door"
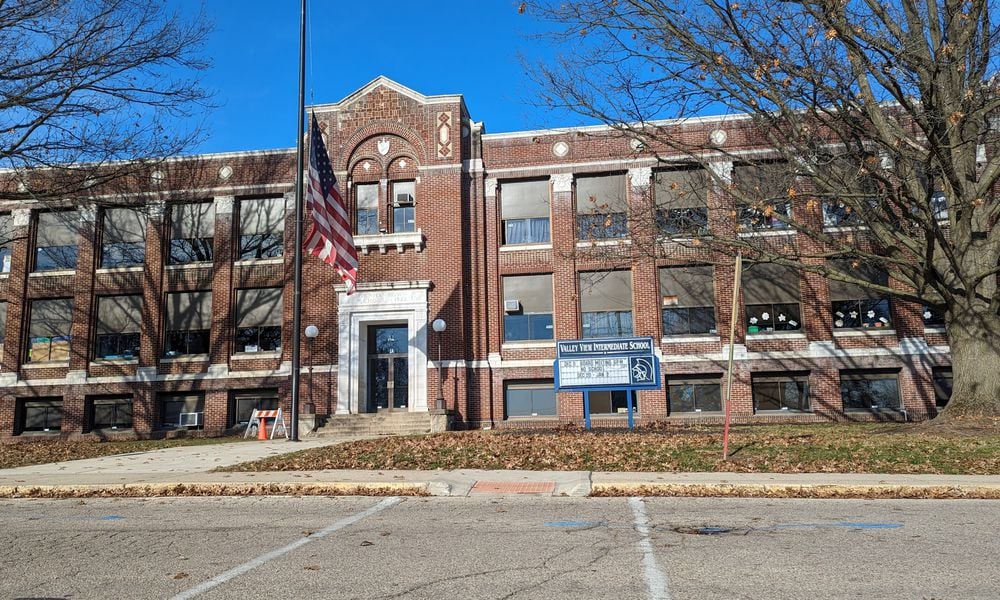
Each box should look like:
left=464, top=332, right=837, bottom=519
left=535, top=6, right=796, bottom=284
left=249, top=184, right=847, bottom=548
left=367, top=325, right=409, bottom=412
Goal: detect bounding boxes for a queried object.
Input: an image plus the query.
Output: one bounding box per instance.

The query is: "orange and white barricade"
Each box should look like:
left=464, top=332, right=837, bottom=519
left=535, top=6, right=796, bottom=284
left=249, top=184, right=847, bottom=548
left=244, top=408, right=290, bottom=440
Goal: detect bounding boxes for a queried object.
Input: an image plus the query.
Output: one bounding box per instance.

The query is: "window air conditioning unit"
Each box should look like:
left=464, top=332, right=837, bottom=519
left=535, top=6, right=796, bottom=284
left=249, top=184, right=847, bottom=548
left=179, top=412, right=202, bottom=427
left=504, top=299, right=521, bottom=313
left=395, top=193, right=414, bottom=205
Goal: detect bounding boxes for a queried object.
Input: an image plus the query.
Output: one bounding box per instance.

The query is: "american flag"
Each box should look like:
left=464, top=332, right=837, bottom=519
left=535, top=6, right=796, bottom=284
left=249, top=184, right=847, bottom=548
left=304, top=114, right=359, bottom=294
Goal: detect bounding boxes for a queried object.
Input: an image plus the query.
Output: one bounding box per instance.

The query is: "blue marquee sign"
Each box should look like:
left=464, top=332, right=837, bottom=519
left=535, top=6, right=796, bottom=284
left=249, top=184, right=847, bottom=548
left=554, top=337, right=661, bottom=391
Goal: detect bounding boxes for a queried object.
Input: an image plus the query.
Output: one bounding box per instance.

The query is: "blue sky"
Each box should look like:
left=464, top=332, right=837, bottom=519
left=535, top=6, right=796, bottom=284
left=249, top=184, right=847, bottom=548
left=187, top=1, right=580, bottom=155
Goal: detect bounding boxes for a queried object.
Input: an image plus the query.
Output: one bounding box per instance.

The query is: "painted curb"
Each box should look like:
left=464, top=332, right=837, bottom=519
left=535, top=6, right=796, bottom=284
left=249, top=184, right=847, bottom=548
left=0, top=481, right=429, bottom=499
left=590, top=483, right=1000, bottom=499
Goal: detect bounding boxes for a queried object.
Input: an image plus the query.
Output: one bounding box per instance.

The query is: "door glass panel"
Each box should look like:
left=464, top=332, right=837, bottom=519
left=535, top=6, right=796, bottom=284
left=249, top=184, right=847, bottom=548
left=393, top=357, right=408, bottom=409
left=368, top=357, right=390, bottom=411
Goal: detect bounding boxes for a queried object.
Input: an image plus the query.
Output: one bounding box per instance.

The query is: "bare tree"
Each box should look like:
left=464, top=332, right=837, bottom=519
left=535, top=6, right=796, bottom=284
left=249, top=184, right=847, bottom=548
left=525, top=0, right=1000, bottom=418
left=0, top=0, right=213, bottom=203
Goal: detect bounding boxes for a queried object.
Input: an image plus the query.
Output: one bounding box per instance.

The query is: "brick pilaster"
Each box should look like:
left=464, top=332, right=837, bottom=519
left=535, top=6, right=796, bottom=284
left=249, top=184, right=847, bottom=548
left=68, top=206, right=98, bottom=371
left=551, top=173, right=579, bottom=340
left=139, top=201, right=166, bottom=367
left=2, top=209, right=31, bottom=374
left=209, top=196, right=234, bottom=366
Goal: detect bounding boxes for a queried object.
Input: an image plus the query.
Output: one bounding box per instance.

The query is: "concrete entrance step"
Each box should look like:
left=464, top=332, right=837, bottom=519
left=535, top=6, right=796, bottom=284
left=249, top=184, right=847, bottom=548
left=315, top=410, right=447, bottom=437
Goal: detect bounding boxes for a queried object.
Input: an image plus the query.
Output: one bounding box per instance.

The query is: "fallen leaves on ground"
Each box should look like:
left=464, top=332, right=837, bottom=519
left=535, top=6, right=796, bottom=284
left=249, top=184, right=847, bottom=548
left=224, top=422, right=1000, bottom=475
left=0, top=437, right=249, bottom=469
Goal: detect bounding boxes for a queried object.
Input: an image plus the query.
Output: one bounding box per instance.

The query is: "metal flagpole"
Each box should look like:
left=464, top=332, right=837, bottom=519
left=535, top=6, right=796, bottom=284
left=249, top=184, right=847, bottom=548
left=289, top=0, right=307, bottom=442
left=722, top=252, right=742, bottom=460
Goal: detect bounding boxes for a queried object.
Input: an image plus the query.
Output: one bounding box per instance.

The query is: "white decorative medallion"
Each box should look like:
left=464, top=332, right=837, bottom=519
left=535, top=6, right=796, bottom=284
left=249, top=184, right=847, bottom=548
left=709, top=129, right=727, bottom=146
left=552, top=141, right=570, bottom=157
left=377, top=138, right=390, bottom=156
left=218, top=165, right=233, bottom=181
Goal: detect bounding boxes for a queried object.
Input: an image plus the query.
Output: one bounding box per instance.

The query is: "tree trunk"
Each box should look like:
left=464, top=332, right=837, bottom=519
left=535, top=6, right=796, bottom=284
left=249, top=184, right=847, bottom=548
left=940, top=299, right=1000, bottom=418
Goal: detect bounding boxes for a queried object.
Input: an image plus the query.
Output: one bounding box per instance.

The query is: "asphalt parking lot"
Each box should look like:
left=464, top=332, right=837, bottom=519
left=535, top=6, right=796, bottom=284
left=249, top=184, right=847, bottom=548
left=2, top=495, right=998, bottom=599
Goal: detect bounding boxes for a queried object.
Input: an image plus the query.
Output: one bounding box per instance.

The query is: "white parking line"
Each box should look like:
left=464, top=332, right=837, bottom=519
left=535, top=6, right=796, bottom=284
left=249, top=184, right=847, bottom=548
left=171, top=496, right=403, bottom=599
left=629, top=497, right=672, bottom=600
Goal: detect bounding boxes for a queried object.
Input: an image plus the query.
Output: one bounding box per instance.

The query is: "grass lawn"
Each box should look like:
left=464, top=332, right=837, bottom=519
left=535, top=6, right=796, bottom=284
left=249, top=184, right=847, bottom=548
left=1, top=436, right=250, bottom=470
left=223, top=422, right=1000, bottom=475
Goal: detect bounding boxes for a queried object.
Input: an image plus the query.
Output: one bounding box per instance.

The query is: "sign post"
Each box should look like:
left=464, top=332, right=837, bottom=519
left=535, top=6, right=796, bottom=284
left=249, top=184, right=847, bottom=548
left=554, top=337, right=661, bottom=430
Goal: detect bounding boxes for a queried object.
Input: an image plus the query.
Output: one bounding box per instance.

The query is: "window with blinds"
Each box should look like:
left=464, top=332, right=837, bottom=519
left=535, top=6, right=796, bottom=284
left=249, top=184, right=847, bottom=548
left=27, top=298, right=72, bottom=363
left=580, top=271, right=633, bottom=338
left=753, top=373, right=810, bottom=412
left=576, top=174, right=628, bottom=240
left=234, top=288, right=283, bottom=353
left=743, top=263, right=802, bottom=333
left=94, top=295, right=142, bottom=360
left=87, top=395, right=134, bottom=431
left=504, top=380, right=557, bottom=418
left=500, top=179, right=550, bottom=245
left=18, top=398, right=62, bottom=433
left=230, top=389, right=279, bottom=426
left=163, top=291, right=211, bottom=357
left=733, top=162, right=794, bottom=231
left=355, top=183, right=379, bottom=235
left=101, top=208, right=147, bottom=268
left=840, top=371, right=901, bottom=411
left=659, top=266, right=717, bottom=335
left=238, top=197, right=285, bottom=259
left=34, top=211, right=79, bottom=271
left=159, top=392, right=205, bottom=429
left=828, top=258, right=892, bottom=329
left=502, top=274, right=553, bottom=342
left=169, top=202, right=214, bottom=265
left=667, top=377, right=722, bottom=413
left=655, top=168, right=709, bottom=236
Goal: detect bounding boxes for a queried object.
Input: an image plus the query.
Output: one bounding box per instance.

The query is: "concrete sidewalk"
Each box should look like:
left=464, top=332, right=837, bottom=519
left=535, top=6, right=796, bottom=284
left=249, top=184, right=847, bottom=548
left=2, top=437, right=1000, bottom=499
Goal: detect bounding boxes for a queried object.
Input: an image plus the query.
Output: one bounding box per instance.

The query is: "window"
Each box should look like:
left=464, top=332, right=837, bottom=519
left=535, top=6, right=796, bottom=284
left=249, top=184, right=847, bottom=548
left=743, top=263, right=802, bottom=333
left=0, top=245, right=10, bottom=273
left=169, top=202, right=214, bottom=264
left=923, top=305, right=946, bottom=328
left=164, top=291, right=211, bottom=357
left=580, top=271, right=633, bottom=338
left=159, top=393, right=204, bottom=429
left=576, top=174, right=628, bottom=239
left=230, top=389, right=279, bottom=427
left=88, top=396, right=133, bottom=431
left=840, top=371, right=901, bottom=411
left=235, top=288, right=283, bottom=353
left=502, top=274, right=554, bottom=342
left=933, top=368, right=952, bottom=408
left=589, top=390, right=638, bottom=414
left=500, top=179, right=550, bottom=244
left=823, top=201, right=863, bottom=227
left=733, top=163, right=794, bottom=231
left=655, top=168, right=708, bottom=235
left=753, top=374, right=810, bottom=412
left=391, top=181, right=415, bottom=233
left=668, top=378, right=722, bottom=413
left=101, top=208, right=147, bottom=268
left=18, top=398, right=62, bottom=433
left=95, top=295, right=142, bottom=360
left=355, top=183, right=379, bottom=235
left=505, top=381, right=557, bottom=418
left=34, top=211, right=78, bottom=271
left=828, top=259, right=892, bottom=329
left=26, top=298, right=72, bottom=363
left=238, top=197, right=284, bottom=259
left=660, top=266, right=717, bottom=335
left=0, top=301, right=6, bottom=347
